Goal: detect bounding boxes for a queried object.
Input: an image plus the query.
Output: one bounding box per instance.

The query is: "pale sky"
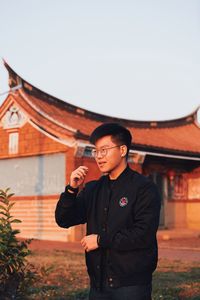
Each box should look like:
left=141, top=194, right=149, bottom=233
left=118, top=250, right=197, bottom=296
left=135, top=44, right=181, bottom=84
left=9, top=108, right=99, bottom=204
left=0, top=0, right=200, bottom=121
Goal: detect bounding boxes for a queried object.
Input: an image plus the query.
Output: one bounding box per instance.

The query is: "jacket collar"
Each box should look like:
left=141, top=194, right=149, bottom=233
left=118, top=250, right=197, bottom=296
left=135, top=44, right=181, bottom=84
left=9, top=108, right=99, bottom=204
left=105, top=164, right=131, bottom=185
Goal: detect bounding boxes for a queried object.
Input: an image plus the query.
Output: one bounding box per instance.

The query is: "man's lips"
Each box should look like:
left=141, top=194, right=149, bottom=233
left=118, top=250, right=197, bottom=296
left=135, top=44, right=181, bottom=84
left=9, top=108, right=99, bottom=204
left=98, top=161, right=106, bottom=167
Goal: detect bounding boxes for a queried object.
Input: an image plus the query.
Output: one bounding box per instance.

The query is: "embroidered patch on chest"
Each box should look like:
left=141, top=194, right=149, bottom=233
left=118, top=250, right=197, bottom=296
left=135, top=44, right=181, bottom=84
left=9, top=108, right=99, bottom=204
left=119, top=197, right=128, bottom=207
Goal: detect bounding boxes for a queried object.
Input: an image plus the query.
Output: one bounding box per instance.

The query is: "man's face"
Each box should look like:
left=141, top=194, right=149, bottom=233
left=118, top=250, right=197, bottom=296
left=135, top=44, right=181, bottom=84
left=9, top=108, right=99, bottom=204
left=93, top=135, right=126, bottom=174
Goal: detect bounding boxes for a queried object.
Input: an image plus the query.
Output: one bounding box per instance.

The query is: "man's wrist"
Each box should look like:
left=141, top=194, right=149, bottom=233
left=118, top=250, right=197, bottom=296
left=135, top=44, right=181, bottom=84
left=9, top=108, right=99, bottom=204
left=66, top=184, right=79, bottom=193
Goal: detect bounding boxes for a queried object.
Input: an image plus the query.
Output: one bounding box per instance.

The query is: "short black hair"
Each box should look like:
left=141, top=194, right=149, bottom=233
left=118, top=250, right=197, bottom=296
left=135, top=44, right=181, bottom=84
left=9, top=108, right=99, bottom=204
left=89, top=123, right=132, bottom=158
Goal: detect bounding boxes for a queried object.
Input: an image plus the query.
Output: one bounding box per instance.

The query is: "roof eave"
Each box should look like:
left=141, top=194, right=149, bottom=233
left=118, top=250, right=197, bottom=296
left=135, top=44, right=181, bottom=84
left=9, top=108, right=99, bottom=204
left=133, top=143, right=200, bottom=160
left=3, top=60, right=199, bottom=129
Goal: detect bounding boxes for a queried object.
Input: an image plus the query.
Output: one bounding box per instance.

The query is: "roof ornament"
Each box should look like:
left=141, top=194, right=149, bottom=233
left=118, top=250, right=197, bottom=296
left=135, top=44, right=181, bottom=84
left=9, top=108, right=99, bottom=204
left=1, top=104, right=28, bottom=129
left=195, top=106, right=200, bottom=128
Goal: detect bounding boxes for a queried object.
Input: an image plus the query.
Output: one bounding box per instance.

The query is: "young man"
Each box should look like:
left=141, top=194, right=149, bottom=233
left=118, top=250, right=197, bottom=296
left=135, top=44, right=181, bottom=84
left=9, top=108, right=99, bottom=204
left=55, top=123, right=161, bottom=300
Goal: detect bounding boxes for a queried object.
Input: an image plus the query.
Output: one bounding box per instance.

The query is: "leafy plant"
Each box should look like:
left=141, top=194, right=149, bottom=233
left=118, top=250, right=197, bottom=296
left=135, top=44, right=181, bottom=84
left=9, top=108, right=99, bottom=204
left=0, top=188, right=37, bottom=299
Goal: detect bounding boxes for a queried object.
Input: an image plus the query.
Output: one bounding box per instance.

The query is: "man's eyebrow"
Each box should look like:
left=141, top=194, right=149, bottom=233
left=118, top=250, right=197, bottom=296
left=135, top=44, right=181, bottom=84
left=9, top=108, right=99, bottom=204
left=95, top=144, right=110, bottom=149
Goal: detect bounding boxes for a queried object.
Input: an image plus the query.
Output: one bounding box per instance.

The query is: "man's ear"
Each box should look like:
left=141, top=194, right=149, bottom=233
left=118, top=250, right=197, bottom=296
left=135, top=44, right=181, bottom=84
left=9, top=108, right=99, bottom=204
left=120, top=145, right=127, bottom=157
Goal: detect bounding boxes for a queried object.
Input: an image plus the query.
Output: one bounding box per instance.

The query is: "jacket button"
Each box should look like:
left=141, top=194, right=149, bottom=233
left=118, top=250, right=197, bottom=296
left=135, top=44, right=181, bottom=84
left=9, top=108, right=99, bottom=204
left=109, top=283, right=114, bottom=287
left=108, top=277, right=113, bottom=282
left=102, top=227, right=106, bottom=232
left=104, top=207, right=108, bottom=212
left=97, top=265, right=100, bottom=269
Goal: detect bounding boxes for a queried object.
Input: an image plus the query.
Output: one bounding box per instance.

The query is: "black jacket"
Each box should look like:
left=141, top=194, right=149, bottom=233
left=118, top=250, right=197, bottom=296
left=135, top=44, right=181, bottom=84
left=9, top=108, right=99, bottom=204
left=55, top=166, right=161, bottom=288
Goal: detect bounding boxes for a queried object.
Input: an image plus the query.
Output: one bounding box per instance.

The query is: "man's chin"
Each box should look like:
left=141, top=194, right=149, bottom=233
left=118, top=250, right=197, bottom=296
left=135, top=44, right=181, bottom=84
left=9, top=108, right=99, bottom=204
left=98, top=165, right=110, bottom=173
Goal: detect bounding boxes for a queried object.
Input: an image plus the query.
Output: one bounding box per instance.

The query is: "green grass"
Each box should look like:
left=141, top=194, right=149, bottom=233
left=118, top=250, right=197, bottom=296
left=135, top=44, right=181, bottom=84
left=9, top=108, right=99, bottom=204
left=25, top=250, right=200, bottom=300
left=153, top=260, right=200, bottom=300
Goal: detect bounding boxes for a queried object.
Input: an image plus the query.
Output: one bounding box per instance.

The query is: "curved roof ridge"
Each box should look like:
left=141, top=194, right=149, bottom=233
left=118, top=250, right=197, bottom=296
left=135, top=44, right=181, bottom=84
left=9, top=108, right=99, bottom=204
left=19, top=89, right=77, bottom=133
left=3, top=59, right=198, bottom=129
left=3, top=60, right=77, bottom=133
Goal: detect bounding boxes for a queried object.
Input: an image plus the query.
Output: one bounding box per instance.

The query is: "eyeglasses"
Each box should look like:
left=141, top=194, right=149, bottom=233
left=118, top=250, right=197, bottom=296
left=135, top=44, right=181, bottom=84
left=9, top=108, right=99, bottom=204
left=91, top=145, right=122, bottom=158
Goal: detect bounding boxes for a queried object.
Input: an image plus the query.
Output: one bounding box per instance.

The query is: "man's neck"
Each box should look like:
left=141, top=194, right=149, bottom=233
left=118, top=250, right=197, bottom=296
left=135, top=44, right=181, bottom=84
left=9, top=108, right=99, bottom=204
left=109, top=162, right=127, bottom=180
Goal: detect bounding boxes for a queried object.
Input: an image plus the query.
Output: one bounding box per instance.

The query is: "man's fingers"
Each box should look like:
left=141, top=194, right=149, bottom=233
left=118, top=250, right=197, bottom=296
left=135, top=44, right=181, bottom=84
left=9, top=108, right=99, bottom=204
left=73, top=173, right=83, bottom=181
left=81, top=235, right=98, bottom=252
left=72, top=169, right=88, bottom=182
left=76, top=170, right=87, bottom=178
left=81, top=237, right=87, bottom=246
left=79, top=166, right=89, bottom=171
left=70, top=166, right=89, bottom=188
left=77, top=166, right=89, bottom=174
left=81, top=237, right=89, bottom=251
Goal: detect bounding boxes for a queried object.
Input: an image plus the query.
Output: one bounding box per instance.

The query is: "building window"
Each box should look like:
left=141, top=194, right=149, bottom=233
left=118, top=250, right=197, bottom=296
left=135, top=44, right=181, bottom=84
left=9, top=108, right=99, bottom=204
left=84, top=147, right=92, bottom=157
left=9, top=132, right=19, bottom=154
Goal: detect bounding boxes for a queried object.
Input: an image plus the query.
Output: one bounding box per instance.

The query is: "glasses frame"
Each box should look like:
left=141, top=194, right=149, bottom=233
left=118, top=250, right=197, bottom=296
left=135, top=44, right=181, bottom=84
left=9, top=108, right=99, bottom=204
left=91, top=145, right=123, bottom=158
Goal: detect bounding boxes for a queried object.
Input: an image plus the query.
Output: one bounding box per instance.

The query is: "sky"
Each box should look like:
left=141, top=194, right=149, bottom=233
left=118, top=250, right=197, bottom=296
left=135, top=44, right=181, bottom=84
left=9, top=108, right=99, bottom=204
left=0, top=0, right=200, bottom=121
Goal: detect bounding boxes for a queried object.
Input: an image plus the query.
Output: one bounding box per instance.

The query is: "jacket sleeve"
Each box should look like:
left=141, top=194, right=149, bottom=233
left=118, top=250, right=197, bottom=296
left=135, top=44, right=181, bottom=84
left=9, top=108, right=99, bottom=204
left=98, top=180, right=161, bottom=251
left=55, top=186, right=87, bottom=228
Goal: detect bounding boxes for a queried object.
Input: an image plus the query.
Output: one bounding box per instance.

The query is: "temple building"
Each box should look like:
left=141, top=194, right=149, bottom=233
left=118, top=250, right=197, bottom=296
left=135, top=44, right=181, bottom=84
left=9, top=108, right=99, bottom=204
left=0, top=61, right=200, bottom=242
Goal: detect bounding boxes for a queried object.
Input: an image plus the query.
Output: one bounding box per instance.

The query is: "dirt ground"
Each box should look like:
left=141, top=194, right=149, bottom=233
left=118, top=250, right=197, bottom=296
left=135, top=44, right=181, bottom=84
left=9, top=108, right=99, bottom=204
left=158, top=236, right=200, bottom=249
left=158, top=236, right=200, bottom=262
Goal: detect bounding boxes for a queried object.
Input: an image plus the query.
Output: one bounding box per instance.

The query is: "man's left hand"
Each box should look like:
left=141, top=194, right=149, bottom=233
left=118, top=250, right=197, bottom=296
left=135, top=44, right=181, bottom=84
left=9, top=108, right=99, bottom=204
left=81, top=234, right=98, bottom=252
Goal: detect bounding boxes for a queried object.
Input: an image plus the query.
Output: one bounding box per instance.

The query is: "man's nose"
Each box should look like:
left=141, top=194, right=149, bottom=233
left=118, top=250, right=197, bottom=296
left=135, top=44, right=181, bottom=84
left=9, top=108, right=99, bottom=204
left=96, top=150, right=103, bottom=159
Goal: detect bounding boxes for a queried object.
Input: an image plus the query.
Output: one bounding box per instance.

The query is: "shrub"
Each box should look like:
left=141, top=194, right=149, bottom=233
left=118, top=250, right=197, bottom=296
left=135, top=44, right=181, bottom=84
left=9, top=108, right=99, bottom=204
left=0, top=188, right=37, bottom=299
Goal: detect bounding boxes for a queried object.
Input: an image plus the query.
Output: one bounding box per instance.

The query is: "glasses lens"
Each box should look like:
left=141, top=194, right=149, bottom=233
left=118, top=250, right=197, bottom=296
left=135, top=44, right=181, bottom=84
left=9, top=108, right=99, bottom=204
left=101, top=148, right=107, bottom=157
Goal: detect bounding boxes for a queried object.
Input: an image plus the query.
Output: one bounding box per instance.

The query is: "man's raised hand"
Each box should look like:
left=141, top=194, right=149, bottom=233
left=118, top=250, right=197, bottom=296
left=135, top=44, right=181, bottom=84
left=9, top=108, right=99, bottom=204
left=69, top=166, right=89, bottom=188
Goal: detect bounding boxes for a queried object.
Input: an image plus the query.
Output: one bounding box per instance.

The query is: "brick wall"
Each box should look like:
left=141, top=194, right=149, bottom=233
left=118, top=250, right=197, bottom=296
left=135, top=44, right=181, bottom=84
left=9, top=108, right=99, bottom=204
left=0, top=127, right=9, bottom=156
left=0, top=122, right=67, bottom=159
left=11, top=195, right=71, bottom=241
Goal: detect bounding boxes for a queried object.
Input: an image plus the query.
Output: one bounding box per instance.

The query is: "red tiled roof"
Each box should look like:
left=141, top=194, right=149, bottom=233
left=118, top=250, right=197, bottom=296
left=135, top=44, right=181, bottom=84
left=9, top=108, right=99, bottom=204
left=2, top=61, right=200, bottom=158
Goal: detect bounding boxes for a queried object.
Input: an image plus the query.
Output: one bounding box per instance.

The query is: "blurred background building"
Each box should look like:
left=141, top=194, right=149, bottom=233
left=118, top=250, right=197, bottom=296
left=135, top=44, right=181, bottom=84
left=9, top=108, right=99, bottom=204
left=0, top=61, right=200, bottom=241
